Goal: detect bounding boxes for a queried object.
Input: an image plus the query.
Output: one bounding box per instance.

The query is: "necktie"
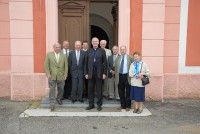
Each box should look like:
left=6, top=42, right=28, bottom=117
left=120, top=55, right=124, bottom=74
left=55, top=53, right=59, bottom=63
left=77, top=51, right=80, bottom=65
left=113, top=55, right=116, bottom=66
left=93, top=49, right=97, bottom=69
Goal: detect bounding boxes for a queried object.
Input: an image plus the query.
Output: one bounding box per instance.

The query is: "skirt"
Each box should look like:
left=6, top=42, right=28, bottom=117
left=130, top=86, right=145, bottom=102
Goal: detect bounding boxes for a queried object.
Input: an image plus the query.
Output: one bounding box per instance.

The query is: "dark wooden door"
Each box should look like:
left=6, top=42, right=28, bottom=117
left=58, top=0, right=89, bottom=50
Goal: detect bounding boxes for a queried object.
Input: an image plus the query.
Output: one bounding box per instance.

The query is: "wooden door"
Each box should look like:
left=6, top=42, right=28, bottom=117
left=58, top=0, right=89, bottom=50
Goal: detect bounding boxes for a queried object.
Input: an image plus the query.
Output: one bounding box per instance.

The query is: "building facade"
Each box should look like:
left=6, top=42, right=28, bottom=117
left=0, top=0, right=200, bottom=101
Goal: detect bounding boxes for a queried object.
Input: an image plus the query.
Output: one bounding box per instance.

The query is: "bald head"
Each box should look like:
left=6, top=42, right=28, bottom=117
left=75, top=40, right=82, bottom=50
left=120, top=45, right=127, bottom=55
left=53, top=43, right=61, bottom=53
left=62, top=41, right=69, bottom=49
left=112, top=45, right=119, bottom=55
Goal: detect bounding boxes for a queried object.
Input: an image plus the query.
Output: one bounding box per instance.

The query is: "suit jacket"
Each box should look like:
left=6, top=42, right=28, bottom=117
left=104, top=48, right=112, bottom=60
left=62, top=49, right=72, bottom=77
left=107, top=54, right=120, bottom=78
left=44, top=51, right=68, bottom=80
left=68, top=50, right=85, bottom=78
left=115, top=54, right=134, bottom=85
left=84, top=48, right=107, bottom=79
left=62, top=49, right=72, bottom=56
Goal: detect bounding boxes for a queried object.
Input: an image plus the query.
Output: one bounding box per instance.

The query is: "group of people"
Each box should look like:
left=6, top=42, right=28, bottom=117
left=44, top=37, right=150, bottom=114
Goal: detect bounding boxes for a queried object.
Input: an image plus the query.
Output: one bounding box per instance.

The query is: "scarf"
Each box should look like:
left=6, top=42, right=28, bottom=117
left=133, top=60, right=142, bottom=79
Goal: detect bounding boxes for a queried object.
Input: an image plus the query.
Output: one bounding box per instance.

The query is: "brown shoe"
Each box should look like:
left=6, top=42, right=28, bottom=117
left=50, top=104, right=55, bottom=111
left=57, top=99, right=62, bottom=105
left=117, top=107, right=122, bottom=110
left=133, top=109, right=138, bottom=113
left=137, top=109, right=143, bottom=114
left=126, top=108, right=130, bottom=111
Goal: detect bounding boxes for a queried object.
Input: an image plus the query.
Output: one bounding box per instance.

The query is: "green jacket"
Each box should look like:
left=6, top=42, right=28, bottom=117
left=44, top=51, right=68, bottom=80
left=115, top=54, right=134, bottom=85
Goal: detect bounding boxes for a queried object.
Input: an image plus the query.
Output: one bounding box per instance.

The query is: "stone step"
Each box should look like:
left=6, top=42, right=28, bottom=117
left=40, top=97, right=121, bottom=108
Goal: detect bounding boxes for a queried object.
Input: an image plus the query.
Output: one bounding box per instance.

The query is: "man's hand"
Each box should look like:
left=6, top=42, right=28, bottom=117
left=63, top=76, right=67, bottom=80
left=47, top=75, right=51, bottom=80
left=111, top=70, right=115, bottom=75
left=102, top=74, right=106, bottom=80
left=85, top=74, right=88, bottom=79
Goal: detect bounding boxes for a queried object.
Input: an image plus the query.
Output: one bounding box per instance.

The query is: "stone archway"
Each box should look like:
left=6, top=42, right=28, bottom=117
left=90, top=14, right=113, bottom=48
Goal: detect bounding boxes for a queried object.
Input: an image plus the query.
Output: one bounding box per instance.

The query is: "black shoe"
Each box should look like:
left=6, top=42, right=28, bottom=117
left=68, top=97, right=72, bottom=100
left=85, top=105, right=95, bottom=110
left=79, top=99, right=84, bottom=103
left=72, top=99, right=77, bottom=103
left=108, top=98, right=113, bottom=101
left=97, top=106, right=102, bottom=111
left=103, top=95, right=109, bottom=99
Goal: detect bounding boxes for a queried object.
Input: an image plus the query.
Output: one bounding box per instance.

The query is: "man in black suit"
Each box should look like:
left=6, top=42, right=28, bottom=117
left=84, top=37, right=107, bottom=111
left=82, top=41, right=89, bottom=98
left=68, top=41, right=85, bottom=103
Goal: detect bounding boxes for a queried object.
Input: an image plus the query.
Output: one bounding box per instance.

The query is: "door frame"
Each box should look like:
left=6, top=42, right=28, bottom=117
left=45, top=0, right=130, bottom=53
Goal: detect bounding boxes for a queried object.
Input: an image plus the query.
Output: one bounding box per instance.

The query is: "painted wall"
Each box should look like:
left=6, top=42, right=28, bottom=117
left=0, top=0, right=200, bottom=100
left=0, top=0, right=11, bottom=97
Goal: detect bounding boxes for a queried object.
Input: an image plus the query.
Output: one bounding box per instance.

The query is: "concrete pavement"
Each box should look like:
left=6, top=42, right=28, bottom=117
left=0, top=98, right=200, bottom=134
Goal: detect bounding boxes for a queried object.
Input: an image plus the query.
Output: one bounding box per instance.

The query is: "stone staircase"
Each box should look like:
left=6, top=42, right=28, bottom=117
left=40, top=97, right=121, bottom=108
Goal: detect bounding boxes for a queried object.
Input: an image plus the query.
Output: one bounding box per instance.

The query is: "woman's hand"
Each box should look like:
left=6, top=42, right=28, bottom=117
left=137, top=73, right=144, bottom=79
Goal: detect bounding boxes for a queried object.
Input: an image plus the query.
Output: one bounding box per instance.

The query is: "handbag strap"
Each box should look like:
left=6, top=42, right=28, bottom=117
left=140, top=62, right=143, bottom=73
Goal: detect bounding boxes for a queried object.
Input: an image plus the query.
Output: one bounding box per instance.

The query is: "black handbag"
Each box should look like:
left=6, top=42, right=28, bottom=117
left=140, top=62, right=150, bottom=86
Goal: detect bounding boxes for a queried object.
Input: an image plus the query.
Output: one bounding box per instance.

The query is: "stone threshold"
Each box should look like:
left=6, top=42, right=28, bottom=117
left=20, top=108, right=152, bottom=117
left=19, top=97, right=152, bottom=117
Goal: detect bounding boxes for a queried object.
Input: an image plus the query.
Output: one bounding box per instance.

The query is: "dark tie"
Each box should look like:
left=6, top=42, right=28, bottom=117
left=120, top=55, right=124, bottom=74
left=93, top=49, right=97, bottom=69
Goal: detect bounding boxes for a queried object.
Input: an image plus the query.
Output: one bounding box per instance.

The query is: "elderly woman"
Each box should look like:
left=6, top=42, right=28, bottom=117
left=129, top=52, right=150, bottom=114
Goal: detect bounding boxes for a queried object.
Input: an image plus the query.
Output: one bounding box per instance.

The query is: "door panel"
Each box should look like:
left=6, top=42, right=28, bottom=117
left=58, top=0, right=89, bottom=50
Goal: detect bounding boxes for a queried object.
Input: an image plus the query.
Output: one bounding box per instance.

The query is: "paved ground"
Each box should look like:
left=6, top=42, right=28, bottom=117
left=0, top=98, right=200, bottom=134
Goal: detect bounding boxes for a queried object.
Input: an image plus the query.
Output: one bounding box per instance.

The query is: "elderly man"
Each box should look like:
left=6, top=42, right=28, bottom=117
left=84, top=37, right=107, bottom=111
left=107, top=46, right=120, bottom=100
left=44, top=43, right=68, bottom=111
left=62, top=41, right=71, bottom=56
left=115, top=45, right=134, bottom=111
left=68, top=41, right=85, bottom=103
left=62, top=41, right=72, bottom=100
left=100, top=40, right=111, bottom=99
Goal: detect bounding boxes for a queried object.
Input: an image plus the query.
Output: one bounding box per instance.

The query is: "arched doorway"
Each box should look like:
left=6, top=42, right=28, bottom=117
left=57, top=0, right=118, bottom=50
left=91, top=25, right=109, bottom=48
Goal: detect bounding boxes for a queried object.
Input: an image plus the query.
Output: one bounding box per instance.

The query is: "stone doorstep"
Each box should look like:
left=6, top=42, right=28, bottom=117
left=20, top=108, right=152, bottom=117
left=20, top=97, right=152, bottom=117
left=40, top=97, right=121, bottom=108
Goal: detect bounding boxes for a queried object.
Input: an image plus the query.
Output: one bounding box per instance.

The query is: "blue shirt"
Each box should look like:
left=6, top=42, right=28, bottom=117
left=120, top=54, right=128, bottom=74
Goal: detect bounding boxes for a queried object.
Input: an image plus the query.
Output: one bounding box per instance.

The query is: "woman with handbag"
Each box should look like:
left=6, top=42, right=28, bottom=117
left=129, top=52, right=150, bottom=114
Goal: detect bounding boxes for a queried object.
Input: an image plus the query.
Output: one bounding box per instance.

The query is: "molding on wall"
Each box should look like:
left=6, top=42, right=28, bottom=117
left=179, top=0, right=200, bottom=74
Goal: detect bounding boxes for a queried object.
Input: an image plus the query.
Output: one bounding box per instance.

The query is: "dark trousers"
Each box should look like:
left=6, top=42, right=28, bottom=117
left=118, top=74, right=131, bottom=108
left=71, top=76, right=83, bottom=100
left=88, top=70, right=103, bottom=107
left=63, top=73, right=72, bottom=99
left=83, top=78, right=88, bottom=98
